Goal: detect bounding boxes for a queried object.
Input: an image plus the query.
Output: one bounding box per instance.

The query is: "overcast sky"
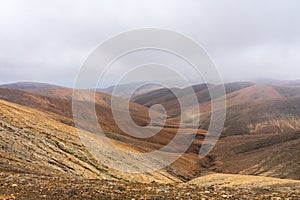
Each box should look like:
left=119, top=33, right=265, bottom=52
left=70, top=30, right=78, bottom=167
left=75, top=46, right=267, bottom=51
left=0, top=0, right=299, bottom=87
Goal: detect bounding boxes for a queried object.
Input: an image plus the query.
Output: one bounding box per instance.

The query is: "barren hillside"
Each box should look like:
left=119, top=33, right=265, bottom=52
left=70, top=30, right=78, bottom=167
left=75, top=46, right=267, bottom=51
left=0, top=82, right=300, bottom=199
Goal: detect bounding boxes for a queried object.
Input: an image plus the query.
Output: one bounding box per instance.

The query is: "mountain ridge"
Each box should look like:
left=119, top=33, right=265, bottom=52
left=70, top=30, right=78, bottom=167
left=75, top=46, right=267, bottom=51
left=0, top=81, right=300, bottom=198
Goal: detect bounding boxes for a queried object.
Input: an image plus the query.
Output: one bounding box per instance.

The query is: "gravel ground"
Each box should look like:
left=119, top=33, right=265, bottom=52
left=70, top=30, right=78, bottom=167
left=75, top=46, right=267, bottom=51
left=0, top=173, right=300, bottom=200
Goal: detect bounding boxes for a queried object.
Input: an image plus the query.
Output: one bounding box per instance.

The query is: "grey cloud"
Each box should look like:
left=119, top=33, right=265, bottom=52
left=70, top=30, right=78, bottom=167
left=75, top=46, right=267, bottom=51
left=0, top=0, right=299, bottom=87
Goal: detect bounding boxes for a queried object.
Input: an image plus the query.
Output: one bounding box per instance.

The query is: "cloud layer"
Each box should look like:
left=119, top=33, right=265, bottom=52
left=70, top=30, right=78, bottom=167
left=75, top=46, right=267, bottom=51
left=0, top=0, right=299, bottom=87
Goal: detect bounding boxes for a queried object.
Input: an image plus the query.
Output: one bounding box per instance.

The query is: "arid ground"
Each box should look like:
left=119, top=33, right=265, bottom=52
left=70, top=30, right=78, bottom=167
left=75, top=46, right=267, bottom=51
left=0, top=82, right=300, bottom=199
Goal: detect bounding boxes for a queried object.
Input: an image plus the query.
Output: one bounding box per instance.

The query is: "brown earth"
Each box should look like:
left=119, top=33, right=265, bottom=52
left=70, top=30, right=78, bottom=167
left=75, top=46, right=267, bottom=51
left=134, top=82, right=300, bottom=135
left=1, top=172, right=300, bottom=200
left=0, top=82, right=300, bottom=199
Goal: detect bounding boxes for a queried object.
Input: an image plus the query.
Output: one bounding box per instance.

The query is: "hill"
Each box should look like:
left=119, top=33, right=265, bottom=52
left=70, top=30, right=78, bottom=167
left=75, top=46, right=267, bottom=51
left=98, top=82, right=164, bottom=99
left=0, top=84, right=208, bottom=182
left=0, top=81, right=300, bottom=199
left=134, top=82, right=300, bottom=135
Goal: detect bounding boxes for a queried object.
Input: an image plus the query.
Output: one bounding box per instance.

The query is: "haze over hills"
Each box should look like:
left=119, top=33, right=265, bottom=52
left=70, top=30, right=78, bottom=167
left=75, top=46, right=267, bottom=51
left=255, top=78, right=300, bottom=87
left=131, top=80, right=300, bottom=179
left=98, top=82, right=165, bottom=99
left=0, top=81, right=300, bottom=199
left=1, top=0, right=300, bottom=198
left=134, top=81, right=300, bottom=135
left=98, top=80, right=196, bottom=99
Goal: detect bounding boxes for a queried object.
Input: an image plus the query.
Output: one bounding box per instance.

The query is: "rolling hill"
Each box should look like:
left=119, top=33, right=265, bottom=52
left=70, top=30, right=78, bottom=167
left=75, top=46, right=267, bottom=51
left=0, top=81, right=300, bottom=199
left=0, top=83, right=208, bottom=182
left=134, top=82, right=300, bottom=135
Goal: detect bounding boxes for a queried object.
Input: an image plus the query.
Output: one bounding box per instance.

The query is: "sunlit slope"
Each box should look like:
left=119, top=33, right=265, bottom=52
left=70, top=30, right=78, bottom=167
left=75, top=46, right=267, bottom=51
left=0, top=99, right=195, bottom=182
left=0, top=85, right=207, bottom=182
left=188, top=173, right=300, bottom=188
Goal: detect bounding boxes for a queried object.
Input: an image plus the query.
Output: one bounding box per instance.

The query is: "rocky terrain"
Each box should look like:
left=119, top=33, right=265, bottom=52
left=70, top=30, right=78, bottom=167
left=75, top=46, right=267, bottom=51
left=1, top=172, right=300, bottom=200
left=0, top=82, right=300, bottom=199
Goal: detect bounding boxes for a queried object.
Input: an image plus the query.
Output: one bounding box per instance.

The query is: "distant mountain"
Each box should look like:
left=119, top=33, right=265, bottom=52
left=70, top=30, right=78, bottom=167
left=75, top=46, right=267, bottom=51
left=98, top=80, right=200, bottom=99
left=133, top=81, right=300, bottom=135
left=256, top=78, right=300, bottom=87
left=98, top=82, right=164, bottom=99
left=0, top=82, right=64, bottom=90
left=133, top=82, right=254, bottom=117
left=199, top=84, right=300, bottom=135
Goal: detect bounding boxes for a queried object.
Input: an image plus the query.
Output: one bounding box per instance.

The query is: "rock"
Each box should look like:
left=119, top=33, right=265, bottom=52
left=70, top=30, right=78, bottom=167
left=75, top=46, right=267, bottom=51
left=206, top=185, right=214, bottom=190
left=7, top=194, right=16, bottom=199
left=116, top=185, right=126, bottom=191
left=68, top=189, right=78, bottom=195
left=264, top=187, right=272, bottom=192
left=11, top=184, right=18, bottom=187
left=151, top=195, right=164, bottom=200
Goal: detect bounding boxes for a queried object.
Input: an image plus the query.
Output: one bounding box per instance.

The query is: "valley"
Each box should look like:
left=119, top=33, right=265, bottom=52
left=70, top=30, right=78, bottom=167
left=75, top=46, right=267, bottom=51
left=0, top=81, right=300, bottom=199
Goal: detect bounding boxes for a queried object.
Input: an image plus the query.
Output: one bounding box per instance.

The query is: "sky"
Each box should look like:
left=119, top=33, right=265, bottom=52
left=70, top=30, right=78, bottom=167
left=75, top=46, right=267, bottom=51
left=0, top=0, right=299, bottom=87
